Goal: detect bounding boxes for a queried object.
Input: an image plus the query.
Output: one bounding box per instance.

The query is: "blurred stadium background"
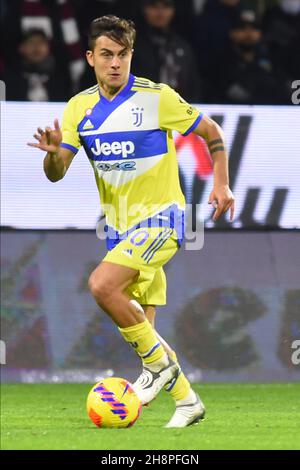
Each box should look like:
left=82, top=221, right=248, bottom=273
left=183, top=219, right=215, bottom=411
left=1, top=0, right=300, bottom=387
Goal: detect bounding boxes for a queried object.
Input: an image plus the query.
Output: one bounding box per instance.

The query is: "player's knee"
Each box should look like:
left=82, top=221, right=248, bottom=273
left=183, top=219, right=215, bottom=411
left=88, top=273, right=112, bottom=304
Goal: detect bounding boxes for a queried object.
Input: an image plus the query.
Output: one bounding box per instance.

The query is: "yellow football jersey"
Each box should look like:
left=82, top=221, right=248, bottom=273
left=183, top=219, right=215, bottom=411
left=61, top=74, right=202, bottom=249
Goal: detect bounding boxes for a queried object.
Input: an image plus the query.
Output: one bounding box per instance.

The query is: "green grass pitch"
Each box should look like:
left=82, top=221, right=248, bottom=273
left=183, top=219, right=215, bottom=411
left=1, top=383, right=299, bottom=450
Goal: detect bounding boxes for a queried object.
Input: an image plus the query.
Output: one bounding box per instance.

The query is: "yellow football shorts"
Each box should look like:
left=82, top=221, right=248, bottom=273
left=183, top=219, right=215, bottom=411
left=103, top=227, right=179, bottom=305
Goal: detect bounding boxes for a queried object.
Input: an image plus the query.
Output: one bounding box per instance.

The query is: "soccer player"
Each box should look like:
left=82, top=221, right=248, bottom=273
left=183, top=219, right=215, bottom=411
left=28, top=15, right=235, bottom=427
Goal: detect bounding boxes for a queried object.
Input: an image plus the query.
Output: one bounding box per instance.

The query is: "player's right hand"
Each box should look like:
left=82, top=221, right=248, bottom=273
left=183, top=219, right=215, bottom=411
left=27, top=119, right=62, bottom=154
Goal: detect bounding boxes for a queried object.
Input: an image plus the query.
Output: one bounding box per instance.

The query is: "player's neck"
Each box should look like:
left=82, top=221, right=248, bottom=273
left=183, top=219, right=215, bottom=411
left=98, top=78, right=129, bottom=101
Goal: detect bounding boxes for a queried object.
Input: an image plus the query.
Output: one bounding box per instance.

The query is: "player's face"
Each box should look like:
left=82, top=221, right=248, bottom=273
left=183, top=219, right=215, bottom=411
left=86, top=36, right=133, bottom=91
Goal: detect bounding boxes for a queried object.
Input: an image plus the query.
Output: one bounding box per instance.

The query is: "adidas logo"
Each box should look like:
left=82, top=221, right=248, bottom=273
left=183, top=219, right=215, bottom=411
left=122, top=249, right=133, bottom=258
left=83, top=119, right=94, bottom=130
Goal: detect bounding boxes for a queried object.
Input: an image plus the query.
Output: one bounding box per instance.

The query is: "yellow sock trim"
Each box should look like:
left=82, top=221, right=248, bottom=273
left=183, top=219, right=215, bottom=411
left=165, top=349, right=191, bottom=400
left=167, top=371, right=191, bottom=401
left=119, top=319, right=166, bottom=364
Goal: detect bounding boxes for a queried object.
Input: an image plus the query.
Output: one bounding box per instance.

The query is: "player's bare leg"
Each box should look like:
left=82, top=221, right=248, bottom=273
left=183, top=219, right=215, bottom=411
left=142, top=305, right=205, bottom=428
left=89, top=261, right=143, bottom=327
left=88, top=261, right=179, bottom=404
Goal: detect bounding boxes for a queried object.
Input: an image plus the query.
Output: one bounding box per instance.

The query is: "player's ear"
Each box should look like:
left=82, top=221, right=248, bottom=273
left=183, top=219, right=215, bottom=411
left=86, top=50, right=94, bottom=67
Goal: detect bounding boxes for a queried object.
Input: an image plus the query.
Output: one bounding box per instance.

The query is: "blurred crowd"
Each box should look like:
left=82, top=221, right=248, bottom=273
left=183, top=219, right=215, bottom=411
left=1, top=0, right=299, bottom=104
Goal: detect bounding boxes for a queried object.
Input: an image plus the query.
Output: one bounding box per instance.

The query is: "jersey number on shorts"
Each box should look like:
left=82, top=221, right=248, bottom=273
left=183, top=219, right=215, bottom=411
left=130, top=230, right=150, bottom=246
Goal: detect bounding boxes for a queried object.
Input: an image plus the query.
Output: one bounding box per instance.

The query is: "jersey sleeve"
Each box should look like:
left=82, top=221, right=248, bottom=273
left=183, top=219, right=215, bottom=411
left=158, top=85, right=202, bottom=136
left=61, top=97, right=81, bottom=154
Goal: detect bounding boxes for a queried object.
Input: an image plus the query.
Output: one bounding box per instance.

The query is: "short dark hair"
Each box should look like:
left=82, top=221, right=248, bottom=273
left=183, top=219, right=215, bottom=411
left=88, top=15, right=136, bottom=50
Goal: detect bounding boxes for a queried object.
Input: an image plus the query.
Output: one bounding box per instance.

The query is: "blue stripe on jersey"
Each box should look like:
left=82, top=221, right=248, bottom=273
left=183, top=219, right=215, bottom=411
left=182, top=113, right=203, bottom=136
left=145, top=234, right=171, bottom=264
left=61, top=142, right=79, bottom=154
left=105, top=204, right=185, bottom=251
left=77, top=74, right=136, bottom=135
left=143, top=229, right=173, bottom=263
left=85, top=129, right=168, bottom=161
left=141, top=228, right=170, bottom=260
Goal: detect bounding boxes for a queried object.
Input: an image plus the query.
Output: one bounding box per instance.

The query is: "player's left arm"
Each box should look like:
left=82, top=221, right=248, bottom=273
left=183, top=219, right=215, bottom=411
left=193, top=115, right=235, bottom=221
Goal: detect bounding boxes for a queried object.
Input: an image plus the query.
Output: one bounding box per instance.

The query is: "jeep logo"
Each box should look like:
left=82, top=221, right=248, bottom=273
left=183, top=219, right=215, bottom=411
left=91, top=138, right=135, bottom=158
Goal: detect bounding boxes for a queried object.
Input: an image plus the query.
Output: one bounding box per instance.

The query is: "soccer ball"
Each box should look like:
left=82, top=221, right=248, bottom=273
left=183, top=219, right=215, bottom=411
left=87, top=377, right=142, bottom=428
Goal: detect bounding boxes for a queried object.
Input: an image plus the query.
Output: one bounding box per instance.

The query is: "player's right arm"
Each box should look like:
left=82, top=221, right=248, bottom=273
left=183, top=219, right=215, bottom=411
left=28, top=118, right=75, bottom=182
left=28, top=96, right=82, bottom=182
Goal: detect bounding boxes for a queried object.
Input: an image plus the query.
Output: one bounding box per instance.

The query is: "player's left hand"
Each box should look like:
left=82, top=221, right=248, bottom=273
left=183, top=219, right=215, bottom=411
left=208, top=185, right=235, bottom=222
